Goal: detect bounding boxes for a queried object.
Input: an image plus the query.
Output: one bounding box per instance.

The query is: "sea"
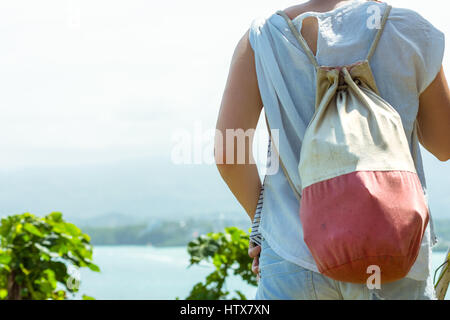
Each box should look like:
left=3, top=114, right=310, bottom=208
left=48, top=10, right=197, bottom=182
left=73, top=246, right=449, bottom=300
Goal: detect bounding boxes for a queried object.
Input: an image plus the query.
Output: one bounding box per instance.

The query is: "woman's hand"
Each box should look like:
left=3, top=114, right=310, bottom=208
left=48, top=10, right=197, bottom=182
left=248, top=242, right=261, bottom=281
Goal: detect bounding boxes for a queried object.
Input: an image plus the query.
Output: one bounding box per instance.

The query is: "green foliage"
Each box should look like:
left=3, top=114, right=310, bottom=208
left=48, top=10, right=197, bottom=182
left=0, top=212, right=100, bottom=300
left=184, top=227, right=256, bottom=300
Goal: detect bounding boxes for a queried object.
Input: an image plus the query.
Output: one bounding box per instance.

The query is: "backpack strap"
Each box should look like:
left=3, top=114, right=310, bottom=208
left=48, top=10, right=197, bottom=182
left=276, top=10, right=319, bottom=69
left=366, top=4, right=392, bottom=61
left=264, top=113, right=302, bottom=201
left=277, top=3, right=392, bottom=66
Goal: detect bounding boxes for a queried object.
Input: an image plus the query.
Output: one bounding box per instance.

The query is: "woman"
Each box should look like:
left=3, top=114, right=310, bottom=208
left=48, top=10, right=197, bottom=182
left=215, top=0, right=450, bottom=299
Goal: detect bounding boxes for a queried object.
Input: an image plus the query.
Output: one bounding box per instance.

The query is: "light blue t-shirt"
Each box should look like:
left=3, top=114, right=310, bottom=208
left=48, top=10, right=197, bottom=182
left=248, top=0, right=445, bottom=281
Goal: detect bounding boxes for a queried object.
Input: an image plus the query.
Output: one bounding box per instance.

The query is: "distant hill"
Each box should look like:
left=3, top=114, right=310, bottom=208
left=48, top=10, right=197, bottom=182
left=0, top=157, right=245, bottom=222
left=0, top=149, right=448, bottom=225
left=71, top=212, right=149, bottom=228
left=81, top=216, right=252, bottom=247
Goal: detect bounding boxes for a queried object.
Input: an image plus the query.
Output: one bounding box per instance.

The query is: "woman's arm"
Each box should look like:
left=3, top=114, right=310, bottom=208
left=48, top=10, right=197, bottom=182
left=417, top=66, right=450, bottom=161
left=214, top=30, right=263, bottom=221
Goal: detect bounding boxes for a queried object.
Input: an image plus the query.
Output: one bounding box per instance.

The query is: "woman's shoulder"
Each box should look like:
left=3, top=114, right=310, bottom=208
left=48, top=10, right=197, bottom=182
left=389, top=5, right=437, bottom=28
left=388, top=6, right=445, bottom=52
left=248, top=2, right=445, bottom=53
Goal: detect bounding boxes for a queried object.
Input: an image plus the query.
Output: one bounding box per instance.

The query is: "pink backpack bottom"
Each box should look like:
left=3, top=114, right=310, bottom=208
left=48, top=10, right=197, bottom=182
left=300, top=170, right=429, bottom=284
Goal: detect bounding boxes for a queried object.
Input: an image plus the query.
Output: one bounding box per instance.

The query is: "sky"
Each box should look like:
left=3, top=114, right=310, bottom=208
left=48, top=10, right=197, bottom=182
left=0, top=0, right=448, bottom=221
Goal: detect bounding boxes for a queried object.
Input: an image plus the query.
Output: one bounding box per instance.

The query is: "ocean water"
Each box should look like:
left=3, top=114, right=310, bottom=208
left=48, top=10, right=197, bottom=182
left=74, top=246, right=257, bottom=300
left=73, top=246, right=448, bottom=300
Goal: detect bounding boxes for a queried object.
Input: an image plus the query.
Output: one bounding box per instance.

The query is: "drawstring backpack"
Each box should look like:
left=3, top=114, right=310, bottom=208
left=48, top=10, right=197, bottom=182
left=271, top=4, right=429, bottom=284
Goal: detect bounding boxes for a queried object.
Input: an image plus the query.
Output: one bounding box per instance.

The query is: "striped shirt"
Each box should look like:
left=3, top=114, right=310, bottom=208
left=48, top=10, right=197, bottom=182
left=249, top=138, right=272, bottom=246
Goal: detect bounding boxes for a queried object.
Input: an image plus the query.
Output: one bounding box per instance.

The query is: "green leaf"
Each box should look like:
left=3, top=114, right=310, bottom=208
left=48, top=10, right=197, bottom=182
left=0, top=289, right=7, bottom=299
left=0, top=252, right=11, bottom=265
left=57, top=243, right=69, bottom=255
left=231, top=230, right=241, bottom=242
left=87, top=263, right=100, bottom=272
left=48, top=212, right=63, bottom=222
left=81, top=233, right=91, bottom=242
left=23, top=223, right=44, bottom=237
left=15, top=223, right=23, bottom=234
left=82, top=295, right=96, bottom=300
left=63, top=223, right=81, bottom=236
left=19, top=263, right=31, bottom=275
left=0, top=264, right=11, bottom=272
left=51, top=290, right=66, bottom=300
left=234, top=290, right=247, bottom=300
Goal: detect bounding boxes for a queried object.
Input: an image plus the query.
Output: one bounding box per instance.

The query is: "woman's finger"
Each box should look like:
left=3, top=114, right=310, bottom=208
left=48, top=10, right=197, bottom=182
left=248, top=245, right=261, bottom=258
left=251, top=256, right=260, bottom=275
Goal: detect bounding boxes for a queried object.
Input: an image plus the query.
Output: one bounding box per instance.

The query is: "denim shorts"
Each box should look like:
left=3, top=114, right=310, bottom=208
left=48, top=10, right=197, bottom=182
left=255, top=239, right=436, bottom=300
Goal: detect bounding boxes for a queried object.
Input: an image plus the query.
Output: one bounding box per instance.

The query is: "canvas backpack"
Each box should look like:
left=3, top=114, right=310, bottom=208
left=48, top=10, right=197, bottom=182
left=274, top=4, right=429, bottom=284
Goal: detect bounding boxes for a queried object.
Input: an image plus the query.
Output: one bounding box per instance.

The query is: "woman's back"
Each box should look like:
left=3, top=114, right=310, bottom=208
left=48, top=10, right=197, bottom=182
left=281, top=0, right=358, bottom=56
left=248, top=0, right=445, bottom=281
